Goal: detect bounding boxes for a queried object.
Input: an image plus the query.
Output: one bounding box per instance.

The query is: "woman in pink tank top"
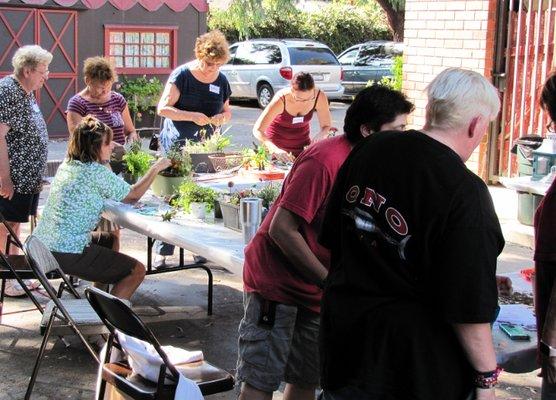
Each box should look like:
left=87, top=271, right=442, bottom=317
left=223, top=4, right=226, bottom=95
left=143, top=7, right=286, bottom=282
left=253, top=72, right=334, bottom=161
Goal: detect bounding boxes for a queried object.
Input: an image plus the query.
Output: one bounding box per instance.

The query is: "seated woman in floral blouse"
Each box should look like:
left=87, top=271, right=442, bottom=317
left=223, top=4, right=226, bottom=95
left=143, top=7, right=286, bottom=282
left=33, top=116, right=170, bottom=299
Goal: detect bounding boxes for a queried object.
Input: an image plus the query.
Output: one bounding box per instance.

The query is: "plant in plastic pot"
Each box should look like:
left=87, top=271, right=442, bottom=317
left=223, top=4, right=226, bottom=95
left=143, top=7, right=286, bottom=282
left=122, top=141, right=153, bottom=184
left=173, top=180, right=217, bottom=220
left=151, top=144, right=192, bottom=196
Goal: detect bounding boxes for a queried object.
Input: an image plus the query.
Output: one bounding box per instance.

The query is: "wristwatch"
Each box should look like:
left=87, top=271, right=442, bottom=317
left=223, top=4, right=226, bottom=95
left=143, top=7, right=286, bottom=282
left=541, top=341, right=556, bottom=357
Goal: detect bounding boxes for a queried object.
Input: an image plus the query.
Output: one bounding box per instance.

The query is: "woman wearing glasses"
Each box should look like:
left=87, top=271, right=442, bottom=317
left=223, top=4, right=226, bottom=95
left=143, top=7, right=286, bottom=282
left=253, top=72, right=334, bottom=161
left=154, top=30, right=232, bottom=267
left=157, top=30, right=232, bottom=152
left=0, top=45, right=52, bottom=297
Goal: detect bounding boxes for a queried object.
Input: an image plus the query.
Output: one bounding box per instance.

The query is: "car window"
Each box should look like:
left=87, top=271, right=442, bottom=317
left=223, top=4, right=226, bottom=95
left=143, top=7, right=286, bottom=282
left=233, top=43, right=282, bottom=65
left=234, top=43, right=255, bottom=65
left=355, top=44, right=392, bottom=67
left=251, top=43, right=282, bottom=64
left=288, top=47, right=339, bottom=65
left=227, top=45, right=238, bottom=64
left=338, top=48, right=358, bottom=66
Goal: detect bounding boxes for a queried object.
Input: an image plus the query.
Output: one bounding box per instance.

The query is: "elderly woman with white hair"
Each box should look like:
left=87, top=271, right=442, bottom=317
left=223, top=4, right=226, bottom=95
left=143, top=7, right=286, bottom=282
left=0, top=45, right=52, bottom=296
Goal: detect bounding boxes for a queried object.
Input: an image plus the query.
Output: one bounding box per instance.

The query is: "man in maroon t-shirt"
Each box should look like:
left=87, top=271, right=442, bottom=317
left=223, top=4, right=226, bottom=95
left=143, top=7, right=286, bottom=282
left=236, top=86, right=414, bottom=400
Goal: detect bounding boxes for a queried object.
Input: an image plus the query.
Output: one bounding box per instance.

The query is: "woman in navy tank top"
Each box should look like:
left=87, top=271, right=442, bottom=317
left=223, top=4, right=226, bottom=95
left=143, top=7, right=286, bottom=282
left=253, top=72, right=334, bottom=161
left=157, top=30, right=232, bottom=152
left=153, top=30, right=232, bottom=266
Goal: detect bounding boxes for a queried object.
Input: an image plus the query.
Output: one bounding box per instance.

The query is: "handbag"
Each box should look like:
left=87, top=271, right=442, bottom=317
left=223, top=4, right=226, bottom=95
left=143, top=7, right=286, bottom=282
left=149, top=132, right=160, bottom=151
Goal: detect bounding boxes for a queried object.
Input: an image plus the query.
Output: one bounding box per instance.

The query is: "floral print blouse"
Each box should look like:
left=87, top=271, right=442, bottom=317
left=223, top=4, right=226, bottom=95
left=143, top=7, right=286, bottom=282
left=34, top=160, right=131, bottom=253
left=0, top=76, right=48, bottom=194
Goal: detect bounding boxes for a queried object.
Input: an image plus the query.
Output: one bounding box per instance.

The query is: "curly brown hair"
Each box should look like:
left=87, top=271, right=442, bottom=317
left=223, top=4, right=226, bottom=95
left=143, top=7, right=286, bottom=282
left=83, top=56, right=117, bottom=83
left=67, top=115, right=113, bottom=163
left=194, top=30, right=230, bottom=64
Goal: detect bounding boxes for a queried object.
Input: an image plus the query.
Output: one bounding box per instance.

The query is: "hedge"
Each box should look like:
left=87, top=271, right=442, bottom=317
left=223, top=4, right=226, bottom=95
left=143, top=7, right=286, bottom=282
left=208, top=2, right=391, bottom=54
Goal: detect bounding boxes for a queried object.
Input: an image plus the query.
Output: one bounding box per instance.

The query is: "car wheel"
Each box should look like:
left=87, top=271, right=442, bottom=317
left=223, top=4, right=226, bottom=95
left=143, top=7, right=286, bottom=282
left=257, top=83, right=274, bottom=109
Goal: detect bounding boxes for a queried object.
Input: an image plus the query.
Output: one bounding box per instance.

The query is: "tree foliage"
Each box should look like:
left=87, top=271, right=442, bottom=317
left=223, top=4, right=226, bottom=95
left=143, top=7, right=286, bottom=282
left=209, top=0, right=391, bottom=53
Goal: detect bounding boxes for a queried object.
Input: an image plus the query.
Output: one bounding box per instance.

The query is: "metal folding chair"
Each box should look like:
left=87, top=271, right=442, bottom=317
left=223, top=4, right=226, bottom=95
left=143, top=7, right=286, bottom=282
left=85, top=286, right=234, bottom=400
left=23, top=235, right=106, bottom=400
left=0, top=211, right=43, bottom=319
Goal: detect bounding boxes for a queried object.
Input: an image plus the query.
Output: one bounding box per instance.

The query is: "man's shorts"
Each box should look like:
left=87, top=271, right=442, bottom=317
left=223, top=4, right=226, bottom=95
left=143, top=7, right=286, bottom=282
left=0, top=192, right=39, bottom=223
left=236, top=291, right=320, bottom=393
left=52, top=232, right=136, bottom=284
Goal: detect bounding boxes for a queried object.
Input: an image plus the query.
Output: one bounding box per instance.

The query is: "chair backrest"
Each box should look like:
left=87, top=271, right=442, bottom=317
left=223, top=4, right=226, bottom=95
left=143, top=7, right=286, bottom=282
left=23, top=235, right=79, bottom=300
left=85, top=287, right=180, bottom=379
left=24, top=235, right=63, bottom=276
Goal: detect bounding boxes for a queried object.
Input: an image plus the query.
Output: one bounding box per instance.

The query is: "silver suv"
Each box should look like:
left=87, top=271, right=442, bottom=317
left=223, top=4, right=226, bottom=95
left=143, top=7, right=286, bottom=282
left=220, top=39, right=344, bottom=108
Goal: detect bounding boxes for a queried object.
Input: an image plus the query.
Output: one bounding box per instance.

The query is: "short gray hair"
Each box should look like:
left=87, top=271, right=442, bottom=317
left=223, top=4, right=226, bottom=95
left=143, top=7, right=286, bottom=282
left=12, top=45, right=53, bottom=76
left=425, top=68, right=501, bottom=131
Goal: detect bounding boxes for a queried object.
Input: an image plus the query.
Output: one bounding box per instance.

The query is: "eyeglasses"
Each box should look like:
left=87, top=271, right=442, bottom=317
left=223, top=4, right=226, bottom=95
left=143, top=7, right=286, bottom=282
left=204, top=60, right=223, bottom=67
left=34, top=68, right=49, bottom=77
left=292, top=90, right=316, bottom=102
left=547, top=121, right=556, bottom=133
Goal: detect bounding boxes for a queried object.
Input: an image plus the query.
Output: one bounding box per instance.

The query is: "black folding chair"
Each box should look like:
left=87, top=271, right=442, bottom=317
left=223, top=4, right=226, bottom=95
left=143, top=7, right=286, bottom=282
left=85, top=286, right=234, bottom=400
left=23, top=235, right=105, bottom=400
left=0, top=211, right=43, bottom=319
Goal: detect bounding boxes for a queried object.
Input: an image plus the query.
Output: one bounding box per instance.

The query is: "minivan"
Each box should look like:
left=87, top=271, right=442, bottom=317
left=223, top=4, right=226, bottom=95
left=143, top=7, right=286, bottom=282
left=220, top=39, right=344, bottom=108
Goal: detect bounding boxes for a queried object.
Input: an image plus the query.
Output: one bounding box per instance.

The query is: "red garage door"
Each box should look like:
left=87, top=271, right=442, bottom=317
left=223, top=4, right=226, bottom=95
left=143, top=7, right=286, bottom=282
left=0, top=7, right=77, bottom=138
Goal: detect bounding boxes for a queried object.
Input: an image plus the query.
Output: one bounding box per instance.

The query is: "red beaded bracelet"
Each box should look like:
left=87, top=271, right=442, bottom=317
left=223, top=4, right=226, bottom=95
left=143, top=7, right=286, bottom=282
left=473, top=366, right=503, bottom=389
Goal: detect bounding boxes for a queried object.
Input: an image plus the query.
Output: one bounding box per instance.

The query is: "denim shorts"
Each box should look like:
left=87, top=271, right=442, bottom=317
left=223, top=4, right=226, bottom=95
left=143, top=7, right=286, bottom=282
left=236, top=291, right=320, bottom=393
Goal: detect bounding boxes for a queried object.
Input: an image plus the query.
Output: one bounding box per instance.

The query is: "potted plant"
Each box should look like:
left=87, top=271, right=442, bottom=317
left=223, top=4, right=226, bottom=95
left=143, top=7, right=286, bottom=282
left=241, top=144, right=286, bottom=180
left=218, top=182, right=281, bottom=231
left=174, top=180, right=217, bottom=220
left=121, top=141, right=153, bottom=184
left=242, top=143, right=271, bottom=171
left=151, top=144, right=192, bottom=196
left=219, top=184, right=257, bottom=231
left=118, top=75, right=163, bottom=128
left=185, top=127, right=232, bottom=173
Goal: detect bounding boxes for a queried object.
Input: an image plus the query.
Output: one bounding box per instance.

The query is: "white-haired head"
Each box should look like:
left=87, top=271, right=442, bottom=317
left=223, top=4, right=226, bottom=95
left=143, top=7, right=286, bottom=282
left=12, top=45, right=53, bottom=77
left=424, top=68, right=500, bottom=132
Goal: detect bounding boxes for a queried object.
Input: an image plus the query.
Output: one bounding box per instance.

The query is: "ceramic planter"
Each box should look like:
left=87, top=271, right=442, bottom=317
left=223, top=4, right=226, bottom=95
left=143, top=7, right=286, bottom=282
left=151, top=174, right=187, bottom=197
left=219, top=201, right=241, bottom=231
left=190, top=202, right=206, bottom=219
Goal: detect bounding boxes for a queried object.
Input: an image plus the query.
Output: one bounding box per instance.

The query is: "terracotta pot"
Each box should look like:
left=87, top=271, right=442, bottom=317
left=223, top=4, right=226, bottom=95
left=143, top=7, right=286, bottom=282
left=151, top=174, right=187, bottom=197
left=190, top=202, right=206, bottom=219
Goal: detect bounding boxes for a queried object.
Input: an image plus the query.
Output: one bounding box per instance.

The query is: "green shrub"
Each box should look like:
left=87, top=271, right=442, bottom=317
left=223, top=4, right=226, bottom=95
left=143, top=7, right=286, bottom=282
left=118, top=76, right=163, bottom=120
left=367, top=55, right=403, bottom=91
left=208, top=1, right=391, bottom=54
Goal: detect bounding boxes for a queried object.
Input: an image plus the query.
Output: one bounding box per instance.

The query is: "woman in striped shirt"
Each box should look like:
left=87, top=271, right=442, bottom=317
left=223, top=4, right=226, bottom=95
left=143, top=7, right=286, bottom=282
left=66, top=56, right=138, bottom=146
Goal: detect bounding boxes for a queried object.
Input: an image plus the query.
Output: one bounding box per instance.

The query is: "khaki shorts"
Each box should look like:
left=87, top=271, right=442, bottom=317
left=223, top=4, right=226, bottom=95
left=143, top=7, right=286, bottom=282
left=236, top=291, right=320, bottom=393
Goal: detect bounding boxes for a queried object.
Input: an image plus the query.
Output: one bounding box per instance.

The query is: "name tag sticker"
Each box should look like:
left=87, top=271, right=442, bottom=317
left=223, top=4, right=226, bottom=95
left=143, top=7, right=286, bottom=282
left=292, top=116, right=304, bottom=124
left=209, top=84, right=220, bottom=94
left=32, top=103, right=40, bottom=113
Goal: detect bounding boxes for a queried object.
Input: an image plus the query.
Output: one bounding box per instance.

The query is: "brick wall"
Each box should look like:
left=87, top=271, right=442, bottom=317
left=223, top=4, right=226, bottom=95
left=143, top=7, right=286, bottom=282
left=403, top=0, right=497, bottom=175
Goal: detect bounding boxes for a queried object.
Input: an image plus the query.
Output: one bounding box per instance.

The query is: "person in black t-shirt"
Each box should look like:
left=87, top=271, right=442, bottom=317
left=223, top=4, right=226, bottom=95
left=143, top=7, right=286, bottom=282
left=319, top=68, right=504, bottom=400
